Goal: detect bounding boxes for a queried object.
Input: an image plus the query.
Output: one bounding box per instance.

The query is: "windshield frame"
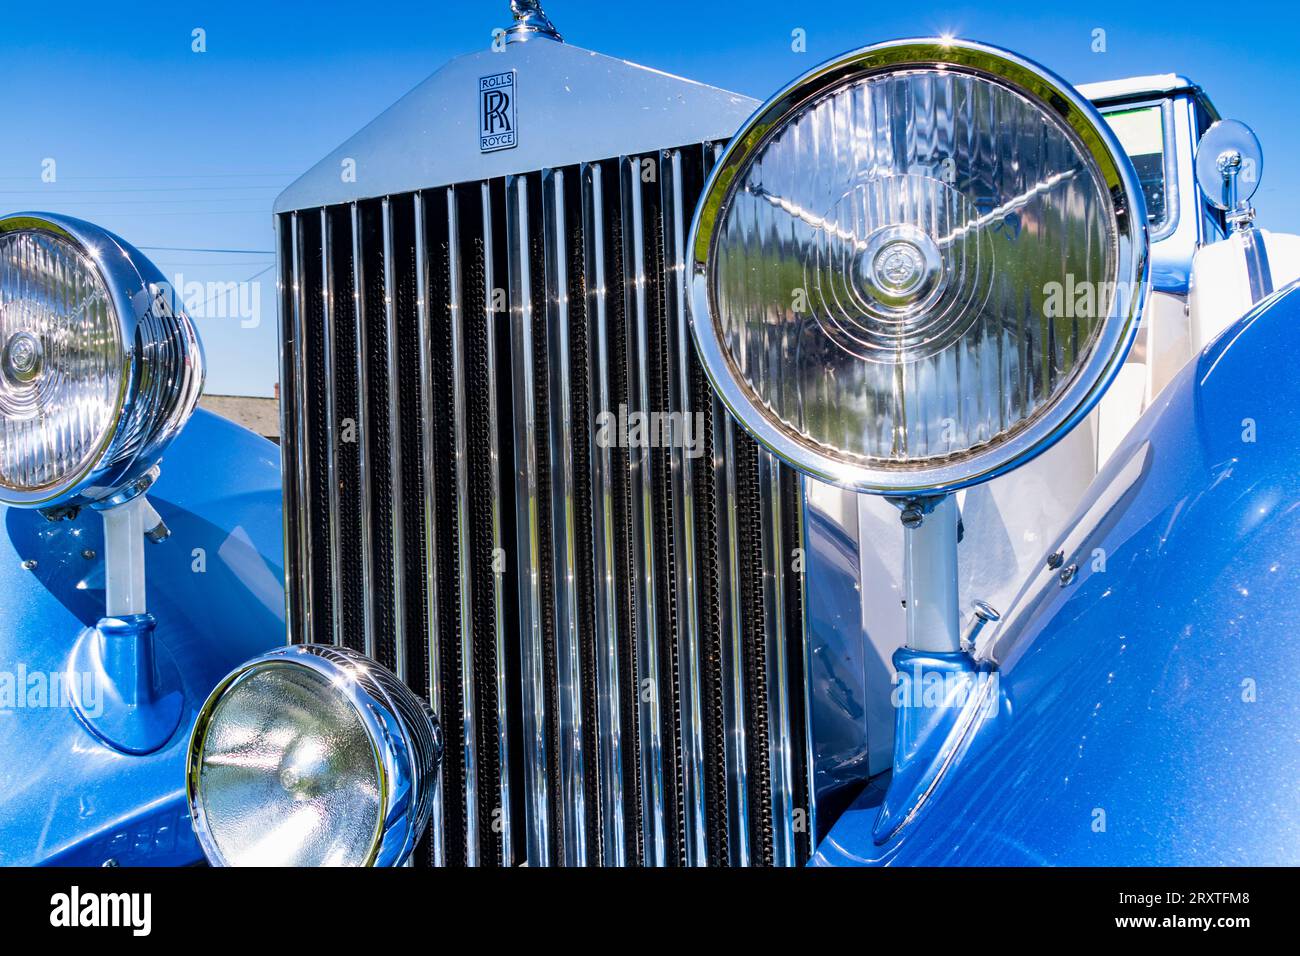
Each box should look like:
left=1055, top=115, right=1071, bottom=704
left=1100, top=97, right=1180, bottom=243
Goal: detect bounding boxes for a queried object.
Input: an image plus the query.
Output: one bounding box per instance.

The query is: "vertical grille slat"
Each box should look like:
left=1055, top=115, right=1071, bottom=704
left=660, top=147, right=708, bottom=865
left=446, top=188, right=482, bottom=865
left=412, top=192, right=446, bottom=866
left=581, top=160, right=629, bottom=867
left=326, top=205, right=366, bottom=654
left=289, top=213, right=317, bottom=640
left=296, top=211, right=334, bottom=645
left=458, top=182, right=513, bottom=867
left=542, top=167, right=591, bottom=866
left=280, top=139, right=814, bottom=868
left=760, top=448, right=796, bottom=867
left=349, top=203, right=379, bottom=659
left=506, top=173, right=554, bottom=866
left=319, top=208, right=344, bottom=647
left=423, top=187, right=471, bottom=867
left=718, top=415, right=751, bottom=865
left=382, top=198, right=409, bottom=681
left=621, top=154, right=669, bottom=867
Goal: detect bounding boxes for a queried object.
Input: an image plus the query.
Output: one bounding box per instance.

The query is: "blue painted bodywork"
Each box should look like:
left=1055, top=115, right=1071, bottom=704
left=0, top=409, right=285, bottom=866
left=814, top=281, right=1300, bottom=865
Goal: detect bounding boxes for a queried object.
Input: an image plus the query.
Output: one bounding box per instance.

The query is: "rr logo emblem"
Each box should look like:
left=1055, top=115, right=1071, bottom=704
left=479, top=71, right=517, bottom=153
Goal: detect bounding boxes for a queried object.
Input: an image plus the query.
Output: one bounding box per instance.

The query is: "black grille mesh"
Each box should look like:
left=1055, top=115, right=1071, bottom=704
left=278, top=143, right=811, bottom=866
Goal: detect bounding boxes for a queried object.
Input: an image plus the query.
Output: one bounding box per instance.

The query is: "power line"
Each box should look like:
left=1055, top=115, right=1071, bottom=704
left=138, top=245, right=275, bottom=255
left=0, top=184, right=284, bottom=195
left=14, top=196, right=276, bottom=206
left=197, top=264, right=277, bottom=314
left=0, top=173, right=298, bottom=181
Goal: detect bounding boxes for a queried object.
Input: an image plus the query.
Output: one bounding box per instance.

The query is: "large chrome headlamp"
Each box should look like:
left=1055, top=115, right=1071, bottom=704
left=0, top=213, right=203, bottom=508
left=187, top=645, right=443, bottom=867
left=689, top=39, right=1148, bottom=494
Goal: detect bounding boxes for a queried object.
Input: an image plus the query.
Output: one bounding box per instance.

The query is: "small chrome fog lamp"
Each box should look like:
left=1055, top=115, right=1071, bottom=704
left=0, top=213, right=203, bottom=509
left=187, top=645, right=443, bottom=867
left=688, top=38, right=1148, bottom=495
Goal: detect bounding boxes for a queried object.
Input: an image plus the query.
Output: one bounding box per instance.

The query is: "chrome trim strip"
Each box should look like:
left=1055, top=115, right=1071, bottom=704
left=274, top=215, right=298, bottom=645
left=447, top=187, right=481, bottom=866
left=506, top=173, right=551, bottom=865
left=719, top=414, right=750, bottom=866
left=661, top=148, right=707, bottom=865
left=320, top=208, right=344, bottom=648
left=290, top=212, right=314, bottom=640
left=1242, top=228, right=1274, bottom=304
left=413, top=191, right=446, bottom=867
left=543, top=167, right=589, bottom=866
left=350, top=202, right=378, bottom=658
left=382, top=198, right=408, bottom=680
left=759, top=449, right=796, bottom=867
left=581, top=161, right=626, bottom=867
left=621, top=155, right=667, bottom=866
left=480, top=181, right=514, bottom=866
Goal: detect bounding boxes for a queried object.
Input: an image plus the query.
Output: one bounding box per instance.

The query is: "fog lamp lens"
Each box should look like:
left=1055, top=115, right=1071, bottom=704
left=188, top=645, right=442, bottom=868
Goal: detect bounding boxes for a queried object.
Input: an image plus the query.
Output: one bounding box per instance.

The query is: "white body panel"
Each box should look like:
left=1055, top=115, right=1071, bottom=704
left=1190, top=230, right=1300, bottom=346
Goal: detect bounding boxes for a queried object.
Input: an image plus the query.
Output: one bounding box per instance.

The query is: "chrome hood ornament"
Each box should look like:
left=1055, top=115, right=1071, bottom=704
left=507, top=1, right=562, bottom=43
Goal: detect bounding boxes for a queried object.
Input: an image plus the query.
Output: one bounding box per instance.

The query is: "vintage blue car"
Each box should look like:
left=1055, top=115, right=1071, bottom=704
left=2, top=1, right=1296, bottom=867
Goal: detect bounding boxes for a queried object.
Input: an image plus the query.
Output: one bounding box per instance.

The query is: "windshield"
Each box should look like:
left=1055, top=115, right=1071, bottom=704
left=1104, top=105, right=1169, bottom=232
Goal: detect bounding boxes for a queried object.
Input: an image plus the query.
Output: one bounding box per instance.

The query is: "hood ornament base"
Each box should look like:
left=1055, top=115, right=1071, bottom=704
left=507, top=1, right=562, bottom=43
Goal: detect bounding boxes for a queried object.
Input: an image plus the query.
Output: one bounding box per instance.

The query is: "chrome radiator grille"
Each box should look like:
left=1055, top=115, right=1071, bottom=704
left=276, top=143, right=813, bottom=866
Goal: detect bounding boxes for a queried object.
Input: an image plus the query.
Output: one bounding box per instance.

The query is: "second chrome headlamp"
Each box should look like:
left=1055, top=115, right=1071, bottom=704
left=0, top=213, right=204, bottom=508
left=689, top=38, right=1148, bottom=494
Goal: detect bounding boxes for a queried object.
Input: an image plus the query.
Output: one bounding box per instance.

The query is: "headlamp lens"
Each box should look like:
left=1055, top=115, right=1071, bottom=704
left=709, top=66, right=1118, bottom=474
left=0, top=230, right=123, bottom=494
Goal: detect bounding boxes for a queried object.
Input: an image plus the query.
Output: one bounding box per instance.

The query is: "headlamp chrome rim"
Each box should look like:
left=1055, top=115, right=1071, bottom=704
left=0, top=212, right=204, bottom=508
left=687, top=37, right=1149, bottom=495
left=186, top=644, right=442, bottom=868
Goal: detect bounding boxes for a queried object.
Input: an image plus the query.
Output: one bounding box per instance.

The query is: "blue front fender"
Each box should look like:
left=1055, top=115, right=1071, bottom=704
left=816, top=280, right=1300, bottom=866
left=0, top=409, right=285, bottom=866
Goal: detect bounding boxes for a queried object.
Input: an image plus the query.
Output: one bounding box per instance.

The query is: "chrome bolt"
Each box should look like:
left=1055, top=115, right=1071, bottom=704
left=20, top=559, right=36, bottom=571
left=900, top=505, right=925, bottom=529
left=1059, top=564, right=1078, bottom=587
left=81, top=549, right=96, bottom=560
left=1046, top=550, right=1064, bottom=570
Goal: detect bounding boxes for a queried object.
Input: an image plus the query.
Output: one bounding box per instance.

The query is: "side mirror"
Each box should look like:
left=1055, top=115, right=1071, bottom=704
left=1196, top=119, right=1263, bottom=230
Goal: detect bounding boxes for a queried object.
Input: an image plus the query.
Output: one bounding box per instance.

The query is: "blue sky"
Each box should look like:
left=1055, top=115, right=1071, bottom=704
left=4, top=1, right=1296, bottom=396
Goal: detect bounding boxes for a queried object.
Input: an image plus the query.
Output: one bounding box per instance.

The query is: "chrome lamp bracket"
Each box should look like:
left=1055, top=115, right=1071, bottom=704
left=874, top=492, right=1003, bottom=843
left=67, top=472, right=182, bottom=756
